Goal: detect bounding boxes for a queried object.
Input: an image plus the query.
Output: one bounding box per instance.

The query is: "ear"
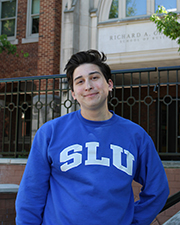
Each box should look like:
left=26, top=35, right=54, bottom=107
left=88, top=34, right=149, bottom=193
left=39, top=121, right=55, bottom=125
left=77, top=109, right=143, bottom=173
left=71, top=90, right=76, bottom=100
left=108, top=79, right=113, bottom=91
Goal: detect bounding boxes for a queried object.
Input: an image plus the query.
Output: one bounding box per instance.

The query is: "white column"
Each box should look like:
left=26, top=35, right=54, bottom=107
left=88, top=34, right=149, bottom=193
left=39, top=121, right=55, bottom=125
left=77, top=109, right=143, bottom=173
left=90, top=10, right=98, bottom=49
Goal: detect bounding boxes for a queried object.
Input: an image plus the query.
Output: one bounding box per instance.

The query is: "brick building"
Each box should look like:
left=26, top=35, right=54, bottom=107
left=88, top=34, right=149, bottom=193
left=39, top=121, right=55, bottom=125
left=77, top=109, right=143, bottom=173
left=0, top=0, right=61, bottom=79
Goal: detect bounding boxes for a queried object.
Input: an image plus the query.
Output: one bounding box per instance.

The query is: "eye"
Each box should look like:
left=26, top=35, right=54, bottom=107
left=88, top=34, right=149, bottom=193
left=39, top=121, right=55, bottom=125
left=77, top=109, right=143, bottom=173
left=92, top=76, right=98, bottom=80
left=76, top=80, right=83, bottom=85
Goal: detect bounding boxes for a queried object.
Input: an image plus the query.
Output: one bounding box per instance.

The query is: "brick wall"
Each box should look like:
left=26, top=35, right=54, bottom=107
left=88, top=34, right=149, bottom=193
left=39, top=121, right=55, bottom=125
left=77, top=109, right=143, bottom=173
left=37, top=0, right=61, bottom=76
left=0, top=163, right=25, bottom=225
left=0, top=0, right=62, bottom=80
left=0, top=0, right=38, bottom=79
left=0, top=192, right=17, bottom=225
left=0, top=164, right=25, bottom=185
left=0, top=162, right=179, bottom=224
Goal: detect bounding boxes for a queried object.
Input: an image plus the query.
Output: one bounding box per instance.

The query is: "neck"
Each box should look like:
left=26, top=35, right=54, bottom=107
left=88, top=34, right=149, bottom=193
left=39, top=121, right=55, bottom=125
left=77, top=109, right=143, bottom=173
left=81, top=109, right=112, bottom=121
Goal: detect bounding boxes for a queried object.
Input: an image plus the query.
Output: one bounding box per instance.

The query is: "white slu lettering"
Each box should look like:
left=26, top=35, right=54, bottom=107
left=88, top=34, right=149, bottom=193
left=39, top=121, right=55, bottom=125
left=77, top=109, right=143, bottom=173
left=85, top=142, right=110, bottom=166
left=60, top=142, right=135, bottom=175
left=110, top=144, right=135, bottom=176
left=60, top=144, right=82, bottom=171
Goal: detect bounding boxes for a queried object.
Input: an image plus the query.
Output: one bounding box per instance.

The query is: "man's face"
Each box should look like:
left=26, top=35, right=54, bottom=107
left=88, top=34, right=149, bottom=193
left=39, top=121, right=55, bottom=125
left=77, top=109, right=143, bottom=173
left=71, top=63, right=113, bottom=114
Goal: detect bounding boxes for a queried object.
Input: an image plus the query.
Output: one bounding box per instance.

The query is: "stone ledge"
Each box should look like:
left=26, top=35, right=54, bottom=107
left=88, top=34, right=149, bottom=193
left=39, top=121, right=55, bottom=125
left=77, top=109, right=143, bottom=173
left=0, top=158, right=27, bottom=165
left=0, top=184, right=19, bottom=193
left=162, top=161, right=180, bottom=168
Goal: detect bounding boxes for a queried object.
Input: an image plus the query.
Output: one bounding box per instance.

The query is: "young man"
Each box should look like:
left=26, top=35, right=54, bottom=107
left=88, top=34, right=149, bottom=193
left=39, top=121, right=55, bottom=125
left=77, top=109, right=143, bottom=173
left=16, top=50, right=169, bottom=225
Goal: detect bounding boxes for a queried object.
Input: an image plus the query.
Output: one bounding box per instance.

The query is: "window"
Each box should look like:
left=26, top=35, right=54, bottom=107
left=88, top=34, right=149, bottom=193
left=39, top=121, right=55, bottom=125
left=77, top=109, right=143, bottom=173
left=109, top=0, right=147, bottom=19
left=109, top=0, right=118, bottom=19
left=126, top=0, right=146, bottom=17
left=31, top=0, right=40, bottom=34
left=155, top=0, right=177, bottom=12
left=22, top=0, right=40, bottom=43
left=108, top=0, right=178, bottom=20
left=0, top=0, right=17, bottom=38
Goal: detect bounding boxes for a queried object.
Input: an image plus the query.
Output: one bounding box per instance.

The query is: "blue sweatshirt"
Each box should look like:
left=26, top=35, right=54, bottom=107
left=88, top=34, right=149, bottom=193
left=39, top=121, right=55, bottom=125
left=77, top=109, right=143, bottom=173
left=16, top=110, right=169, bottom=225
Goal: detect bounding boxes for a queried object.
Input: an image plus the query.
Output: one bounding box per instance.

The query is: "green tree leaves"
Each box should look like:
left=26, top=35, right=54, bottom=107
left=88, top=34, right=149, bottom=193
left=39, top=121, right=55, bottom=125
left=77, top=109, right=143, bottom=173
left=150, top=6, right=180, bottom=51
left=0, top=34, right=17, bottom=55
left=0, top=34, right=29, bottom=57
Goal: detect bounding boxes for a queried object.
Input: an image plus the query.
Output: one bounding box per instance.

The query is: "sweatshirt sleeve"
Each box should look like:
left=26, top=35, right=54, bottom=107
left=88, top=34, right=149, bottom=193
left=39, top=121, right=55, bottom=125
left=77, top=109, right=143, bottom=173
left=15, top=127, right=51, bottom=225
left=132, top=133, right=169, bottom=225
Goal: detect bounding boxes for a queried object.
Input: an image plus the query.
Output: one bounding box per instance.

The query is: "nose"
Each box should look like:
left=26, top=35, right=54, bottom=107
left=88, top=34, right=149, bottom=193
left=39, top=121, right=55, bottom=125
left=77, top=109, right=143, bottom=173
left=85, top=80, right=92, bottom=91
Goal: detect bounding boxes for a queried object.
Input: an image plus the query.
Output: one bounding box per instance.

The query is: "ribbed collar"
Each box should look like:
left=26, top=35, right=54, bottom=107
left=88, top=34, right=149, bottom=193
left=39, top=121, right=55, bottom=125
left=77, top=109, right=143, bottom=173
left=76, top=109, right=118, bottom=127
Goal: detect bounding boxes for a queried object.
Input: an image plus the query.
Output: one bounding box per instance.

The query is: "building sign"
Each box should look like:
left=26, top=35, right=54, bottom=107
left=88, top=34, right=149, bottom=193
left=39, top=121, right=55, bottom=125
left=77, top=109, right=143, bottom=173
left=98, top=22, right=178, bottom=54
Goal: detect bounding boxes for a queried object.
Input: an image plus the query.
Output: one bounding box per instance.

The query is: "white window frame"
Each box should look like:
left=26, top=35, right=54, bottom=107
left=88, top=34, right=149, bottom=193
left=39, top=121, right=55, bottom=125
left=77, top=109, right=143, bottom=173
left=110, top=0, right=152, bottom=20
left=22, top=0, right=39, bottom=44
left=100, top=0, right=179, bottom=22
left=0, top=0, right=18, bottom=44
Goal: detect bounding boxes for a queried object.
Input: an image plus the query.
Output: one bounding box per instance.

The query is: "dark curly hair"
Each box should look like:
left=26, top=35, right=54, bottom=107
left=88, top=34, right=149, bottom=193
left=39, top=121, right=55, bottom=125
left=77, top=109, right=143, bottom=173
left=64, top=49, right=112, bottom=91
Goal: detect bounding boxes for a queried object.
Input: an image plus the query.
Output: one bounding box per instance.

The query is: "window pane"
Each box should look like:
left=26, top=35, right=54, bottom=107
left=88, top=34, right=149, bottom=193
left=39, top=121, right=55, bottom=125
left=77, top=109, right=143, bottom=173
left=32, top=16, right=39, bottom=34
left=32, top=0, right=40, bottom=14
left=109, top=0, right=118, bottom=19
left=155, top=0, right=177, bottom=12
left=126, top=0, right=146, bottom=17
left=1, top=19, right=15, bottom=36
left=1, top=1, right=16, bottom=18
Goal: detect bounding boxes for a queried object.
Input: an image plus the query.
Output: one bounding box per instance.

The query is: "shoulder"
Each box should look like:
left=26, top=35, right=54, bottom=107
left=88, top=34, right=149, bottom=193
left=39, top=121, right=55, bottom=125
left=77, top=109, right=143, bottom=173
left=113, top=113, right=152, bottom=145
left=37, top=111, right=79, bottom=134
left=114, top=113, right=145, bottom=133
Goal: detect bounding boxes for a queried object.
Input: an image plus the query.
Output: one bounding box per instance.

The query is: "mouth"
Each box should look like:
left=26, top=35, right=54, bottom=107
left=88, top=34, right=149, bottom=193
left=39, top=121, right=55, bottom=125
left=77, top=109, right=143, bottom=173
left=84, top=92, right=98, bottom=98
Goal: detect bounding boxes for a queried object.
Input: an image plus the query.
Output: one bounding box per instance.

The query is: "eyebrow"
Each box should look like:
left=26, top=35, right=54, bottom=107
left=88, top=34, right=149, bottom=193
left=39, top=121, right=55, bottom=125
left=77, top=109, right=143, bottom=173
left=74, top=71, right=101, bottom=82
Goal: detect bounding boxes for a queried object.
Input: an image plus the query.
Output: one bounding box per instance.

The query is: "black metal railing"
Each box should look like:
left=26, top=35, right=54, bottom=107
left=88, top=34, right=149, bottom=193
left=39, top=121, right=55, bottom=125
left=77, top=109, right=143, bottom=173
left=0, top=74, right=78, bottom=157
left=0, top=66, right=180, bottom=159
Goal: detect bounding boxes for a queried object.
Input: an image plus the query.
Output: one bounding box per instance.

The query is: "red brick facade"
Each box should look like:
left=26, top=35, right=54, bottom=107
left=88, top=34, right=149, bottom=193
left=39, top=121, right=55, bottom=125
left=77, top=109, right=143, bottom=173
left=0, top=0, right=61, bottom=79
left=0, top=192, right=17, bottom=225
left=0, top=0, right=38, bottom=79
left=37, top=0, right=61, bottom=76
